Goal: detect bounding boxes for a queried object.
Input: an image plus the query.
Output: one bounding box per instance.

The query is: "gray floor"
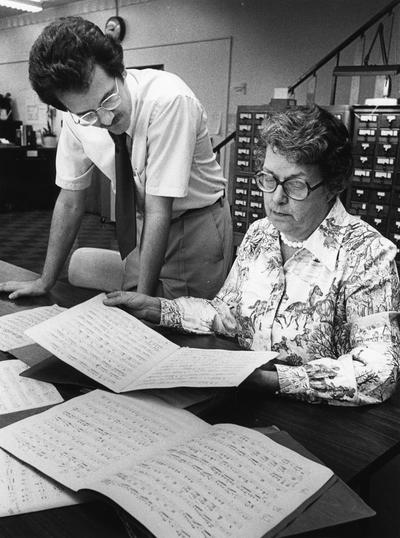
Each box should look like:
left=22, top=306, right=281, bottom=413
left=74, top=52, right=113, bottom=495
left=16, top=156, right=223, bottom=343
left=0, top=210, right=118, bottom=281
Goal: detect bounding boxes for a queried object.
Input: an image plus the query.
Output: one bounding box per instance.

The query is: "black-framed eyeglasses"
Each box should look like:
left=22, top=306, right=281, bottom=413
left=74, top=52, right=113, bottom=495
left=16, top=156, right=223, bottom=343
left=255, top=171, right=324, bottom=201
left=69, top=78, right=121, bottom=126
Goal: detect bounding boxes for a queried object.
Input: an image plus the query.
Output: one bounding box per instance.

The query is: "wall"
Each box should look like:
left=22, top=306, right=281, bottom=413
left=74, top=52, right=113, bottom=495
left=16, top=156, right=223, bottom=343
left=0, top=0, right=397, bottom=135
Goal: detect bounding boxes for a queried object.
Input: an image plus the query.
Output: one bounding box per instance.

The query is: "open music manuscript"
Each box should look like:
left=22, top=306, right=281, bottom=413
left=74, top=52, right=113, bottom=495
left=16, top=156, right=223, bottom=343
left=0, top=390, right=333, bottom=538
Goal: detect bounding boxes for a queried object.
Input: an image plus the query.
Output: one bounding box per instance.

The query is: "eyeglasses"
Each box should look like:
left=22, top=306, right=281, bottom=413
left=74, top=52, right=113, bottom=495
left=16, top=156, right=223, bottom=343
left=69, top=78, right=122, bottom=126
left=255, top=171, right=324, bottom=201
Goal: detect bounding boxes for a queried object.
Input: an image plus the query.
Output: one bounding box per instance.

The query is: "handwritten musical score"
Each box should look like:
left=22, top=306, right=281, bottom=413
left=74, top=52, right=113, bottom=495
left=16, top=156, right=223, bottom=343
left=0, top=449, right=81, bottom=517
left=0, top=390, right=206, bottom=491
left=0, top=305, right=64, bottom=351
left=26, top=294, right=275, bottom=392
left=0, top=360, right=63, bottom=414
left=0, top=390, right=333, bottom=536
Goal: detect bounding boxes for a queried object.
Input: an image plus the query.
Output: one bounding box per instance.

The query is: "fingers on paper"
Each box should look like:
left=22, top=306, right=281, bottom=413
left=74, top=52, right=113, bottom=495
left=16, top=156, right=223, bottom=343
left=104, top=291, right=135, bottom=307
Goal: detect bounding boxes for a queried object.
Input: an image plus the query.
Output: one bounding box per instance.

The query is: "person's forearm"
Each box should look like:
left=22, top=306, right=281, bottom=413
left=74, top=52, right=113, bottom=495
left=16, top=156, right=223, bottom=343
left=137, top=217, right=170, bottom=295
left=137, top=196, right=172, bottom=296
left=41, top=189, right=86, bottom=288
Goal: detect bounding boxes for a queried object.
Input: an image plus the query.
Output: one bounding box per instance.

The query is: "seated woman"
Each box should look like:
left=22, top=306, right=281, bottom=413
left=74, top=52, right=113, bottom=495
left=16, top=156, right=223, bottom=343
left=104, top=105, right=400, bottom=406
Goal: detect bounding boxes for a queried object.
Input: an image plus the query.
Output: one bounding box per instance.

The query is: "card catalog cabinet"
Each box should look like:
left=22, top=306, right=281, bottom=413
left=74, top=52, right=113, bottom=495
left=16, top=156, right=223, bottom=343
left=346, top=106, right=400, bottom=262
left=231, top=104, right=351, bottom=246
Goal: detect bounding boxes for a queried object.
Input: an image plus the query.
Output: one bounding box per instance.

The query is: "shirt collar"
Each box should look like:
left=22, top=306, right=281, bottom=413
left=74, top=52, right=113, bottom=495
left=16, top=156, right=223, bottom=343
left=301, top=198, right=349, bottom=271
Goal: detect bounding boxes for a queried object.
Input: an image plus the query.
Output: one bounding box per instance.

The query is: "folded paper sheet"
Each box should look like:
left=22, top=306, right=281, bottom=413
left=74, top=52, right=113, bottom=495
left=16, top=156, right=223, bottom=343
left=0, top=449, right=81, bottom=517
left=0, top=305, right=65, bottom=351
left=0, top=390, right=333, bottom=538
left=26, top=294, right=276, bottom=392
left=0, top=359, right=63, bottom=414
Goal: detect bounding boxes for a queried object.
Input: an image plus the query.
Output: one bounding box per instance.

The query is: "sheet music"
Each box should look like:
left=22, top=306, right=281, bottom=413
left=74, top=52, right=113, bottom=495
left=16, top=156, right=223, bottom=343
left=90, top=424, right=333, bottom=538
left=0, top=448, right=81, bottom=516
left=0, top=390, right=207, bottom=491
left=0, top=360, right=63, bottom=414
left=25, top=294, right=179, bottom=392
left=126, top=348, right=276, bottom=390
left=0, top=305, right=65, bottom=351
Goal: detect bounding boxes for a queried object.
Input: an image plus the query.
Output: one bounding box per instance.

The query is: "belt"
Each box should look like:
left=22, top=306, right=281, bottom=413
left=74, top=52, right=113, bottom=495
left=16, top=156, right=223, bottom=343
left=171, top=196, right=225, bottom=223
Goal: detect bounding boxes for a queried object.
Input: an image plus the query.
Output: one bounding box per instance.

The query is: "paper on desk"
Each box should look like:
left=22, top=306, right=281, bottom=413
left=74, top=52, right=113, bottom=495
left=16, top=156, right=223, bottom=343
left=0, top=360, right=63, bottom=414
left=0, top=390, right=208, bottom=491
left=0, top=448, right=82, bottom=516
left=25, top=294, right=275, bottom=393
left=90, top=424, right=333, bottom=538
left=0, top=304, right=65, bottom=351
left=126, top=347, right=271, bottom=390
left=0, top=390, right=334, bottom=537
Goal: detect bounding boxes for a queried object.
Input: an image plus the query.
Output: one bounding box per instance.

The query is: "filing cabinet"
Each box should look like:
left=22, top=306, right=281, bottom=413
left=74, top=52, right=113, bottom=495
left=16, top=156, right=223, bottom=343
left=346, top=105, right=400, bottom=265
left=231, top=104, right=400, bottom=266
left=231, top=105, right=271, bottom=241
left=231, top=104, right=351, bottom=245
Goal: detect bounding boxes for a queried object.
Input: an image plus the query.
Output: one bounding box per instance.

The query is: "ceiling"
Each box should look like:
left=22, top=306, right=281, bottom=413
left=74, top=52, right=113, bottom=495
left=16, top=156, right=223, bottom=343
left=0, top=0, right=80, bottom=19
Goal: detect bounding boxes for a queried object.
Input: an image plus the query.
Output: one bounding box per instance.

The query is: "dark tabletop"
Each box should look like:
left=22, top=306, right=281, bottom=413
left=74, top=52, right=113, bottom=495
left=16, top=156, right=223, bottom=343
left=0, top=260, right=397, bottom=537
left=1, top=259, right=399, bottom=485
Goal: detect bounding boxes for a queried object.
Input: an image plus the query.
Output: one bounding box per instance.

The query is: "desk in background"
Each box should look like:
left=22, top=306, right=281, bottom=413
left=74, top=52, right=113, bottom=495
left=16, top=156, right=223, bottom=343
left=0, top=145, right=58, bottom=212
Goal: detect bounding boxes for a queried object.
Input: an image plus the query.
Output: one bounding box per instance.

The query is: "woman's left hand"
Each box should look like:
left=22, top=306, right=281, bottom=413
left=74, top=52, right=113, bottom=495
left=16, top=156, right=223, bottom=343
left=103, top=291, right=161, bottom=323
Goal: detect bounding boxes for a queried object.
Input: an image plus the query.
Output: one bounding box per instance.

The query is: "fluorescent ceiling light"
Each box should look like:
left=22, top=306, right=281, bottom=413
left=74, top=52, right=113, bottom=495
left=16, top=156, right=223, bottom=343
left=0, top=0, right=42, bottom=12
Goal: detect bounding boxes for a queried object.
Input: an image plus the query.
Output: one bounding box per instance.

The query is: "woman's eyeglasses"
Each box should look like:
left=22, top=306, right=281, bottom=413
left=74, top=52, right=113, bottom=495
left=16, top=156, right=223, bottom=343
left=255, top=171, right=323, bottom=201
left=69, top=78, right=122, bottom=126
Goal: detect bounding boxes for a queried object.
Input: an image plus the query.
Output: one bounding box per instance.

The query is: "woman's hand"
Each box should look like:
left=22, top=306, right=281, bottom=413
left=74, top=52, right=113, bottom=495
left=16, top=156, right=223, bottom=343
left=103, top=291, right=161, bottom=324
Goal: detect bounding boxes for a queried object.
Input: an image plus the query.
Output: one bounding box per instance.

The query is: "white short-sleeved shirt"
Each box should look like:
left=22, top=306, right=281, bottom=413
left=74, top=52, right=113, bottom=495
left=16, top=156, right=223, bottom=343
left=56, top=69, right=226, bottom=217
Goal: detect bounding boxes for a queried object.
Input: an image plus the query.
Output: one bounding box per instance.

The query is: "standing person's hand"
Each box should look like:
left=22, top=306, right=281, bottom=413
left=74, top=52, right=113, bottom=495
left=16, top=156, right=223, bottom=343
left=104, top=291, right=161, bottom=323
left=0, top=278, right=51, bottom=300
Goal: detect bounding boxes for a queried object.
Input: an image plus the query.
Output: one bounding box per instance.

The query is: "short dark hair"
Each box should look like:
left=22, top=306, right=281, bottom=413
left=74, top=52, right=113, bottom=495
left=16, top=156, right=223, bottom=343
left=257, top=105, right=353, bottom=195
left=28, top=16, right=125, bottom=111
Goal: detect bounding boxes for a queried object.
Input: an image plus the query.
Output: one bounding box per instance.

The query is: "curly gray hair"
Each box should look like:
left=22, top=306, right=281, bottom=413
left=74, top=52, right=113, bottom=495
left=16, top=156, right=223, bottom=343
left=255, top=105, right=353, bottom=195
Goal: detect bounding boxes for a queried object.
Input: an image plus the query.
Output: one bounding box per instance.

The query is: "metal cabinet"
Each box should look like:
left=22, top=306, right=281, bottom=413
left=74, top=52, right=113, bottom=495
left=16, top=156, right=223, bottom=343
left=346, top=105, right=400, bottom=262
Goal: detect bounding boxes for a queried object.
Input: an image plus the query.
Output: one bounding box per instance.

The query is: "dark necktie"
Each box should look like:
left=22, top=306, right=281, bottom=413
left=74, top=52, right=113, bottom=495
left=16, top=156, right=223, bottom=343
left=110, top=132, right=136, bottom=259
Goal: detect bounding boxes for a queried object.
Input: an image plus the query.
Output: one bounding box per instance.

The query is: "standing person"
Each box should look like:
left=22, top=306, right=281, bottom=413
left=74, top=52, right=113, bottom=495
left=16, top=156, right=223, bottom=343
left=0, top=16, right=232, bottom=300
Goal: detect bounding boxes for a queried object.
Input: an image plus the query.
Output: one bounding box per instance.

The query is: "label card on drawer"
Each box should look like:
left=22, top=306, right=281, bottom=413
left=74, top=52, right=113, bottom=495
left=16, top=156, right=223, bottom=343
left=26, top=150, right=38, bottom=158
left=381, top=129, right=399, bottom=137
left=376, top=157, right=394, bottom=165
left=358, top=128, right=375, bottom=136
left=360, top=115, right=377, bottom=122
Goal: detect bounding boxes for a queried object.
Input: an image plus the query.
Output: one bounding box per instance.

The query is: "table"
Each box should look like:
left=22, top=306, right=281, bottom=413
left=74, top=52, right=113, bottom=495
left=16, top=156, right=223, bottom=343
left=218, top=389, right=400, bottom=488
left=0, top=260, right=396, bottom=537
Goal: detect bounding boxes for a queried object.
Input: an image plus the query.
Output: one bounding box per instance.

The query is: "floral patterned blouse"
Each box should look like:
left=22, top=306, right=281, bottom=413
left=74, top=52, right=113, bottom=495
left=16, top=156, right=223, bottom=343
left=160, top=199, right=400, bottom=406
